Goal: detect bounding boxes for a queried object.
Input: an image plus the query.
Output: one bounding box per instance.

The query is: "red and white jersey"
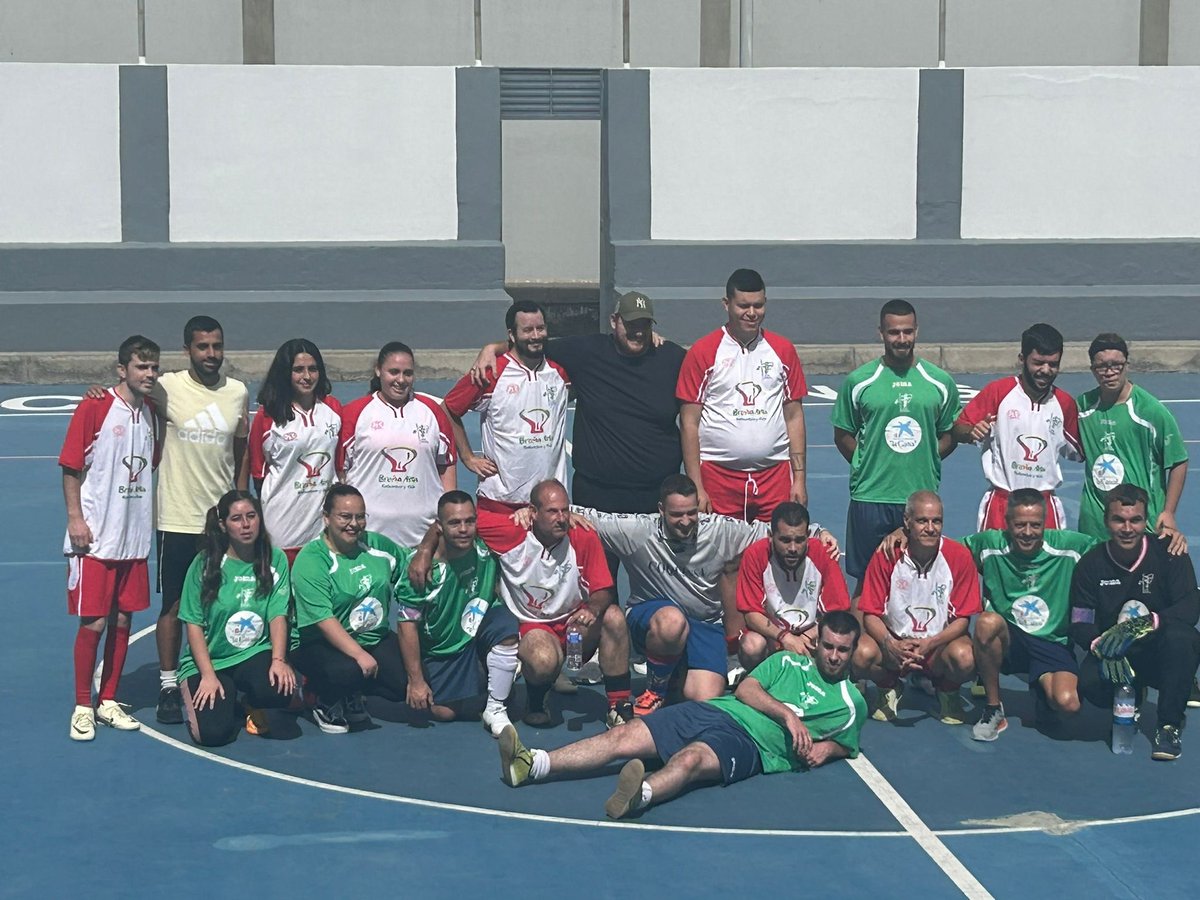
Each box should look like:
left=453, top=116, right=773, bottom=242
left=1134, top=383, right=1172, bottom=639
left=859, top=537, right=982, bottom=639
left=59, top=390, right=159, bottom=561
left=444, top=353, right=570, bottom=504
left=957, top=376, right=1082, bottom=492
left=477, top=517, right=613, bottom=624
left=337, top=392, right=455, bottom=548
left=250, top=397, right=342, bottom=551
left=736, top=537, right=849, bottom=632
left=676, top=326, right=807, bottom=470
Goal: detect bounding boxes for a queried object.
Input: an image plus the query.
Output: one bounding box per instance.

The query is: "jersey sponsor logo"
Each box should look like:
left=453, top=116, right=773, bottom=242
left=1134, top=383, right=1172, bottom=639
left=735, top=381, right=763, bottom=407
left=779, top=607, right=811, bottom=629
left=113, top=424, right=126, bottom=437
left=1120, top=599, right=1150, bottom=621
left=1099, top=578, right=1121, bottom=586
left=520, top=408, right=551, bottom=435
left=460, top=597, right=490, bottom=637
left=520, top=585, right=554, bottom=611
left=299, top=451, right=331, bottom=478
left=177, top=403, right=233, bottom=445
left=282, top=431, right=298, bottom=442
left=1012, top=595, right=1050, bottom=633
left=1091, top=453, right=1125, bottom=491
left=1007, top=409, right=1021, bottom=420
left=884, top=416, right=921, bottom=453
left=1139, top=573, right=1155, bottom=594
left=349, top=597, right=384, bottom=633
left=905, top=605, right=936, bottom=633
left=122, top=454, right=148, bottom=482
left=382, top=446, right=419, bottom=473
left=224, top=610, right=265, bottom=649
left=371, top=420, right=384, bottom=431
left=1017, top=435, right=1048, bottom=462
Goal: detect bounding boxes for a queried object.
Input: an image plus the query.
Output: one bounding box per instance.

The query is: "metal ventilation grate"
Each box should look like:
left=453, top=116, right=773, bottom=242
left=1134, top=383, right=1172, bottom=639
left=499, top=68, right=603, bottom=120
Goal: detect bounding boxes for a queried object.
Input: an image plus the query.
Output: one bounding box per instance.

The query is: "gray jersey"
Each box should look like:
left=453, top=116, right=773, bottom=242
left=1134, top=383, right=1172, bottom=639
left=572, top=507, right=768, bottom=623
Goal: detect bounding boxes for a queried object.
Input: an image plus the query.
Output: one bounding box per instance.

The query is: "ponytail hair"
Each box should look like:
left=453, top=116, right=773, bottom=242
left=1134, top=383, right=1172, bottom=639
left=368, top=341, right=415, bottom=395
left=200, top=490, right=276, bottom=604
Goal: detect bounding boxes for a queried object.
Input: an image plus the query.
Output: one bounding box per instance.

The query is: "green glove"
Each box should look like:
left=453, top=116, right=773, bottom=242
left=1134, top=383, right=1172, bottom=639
left=1094, top=614, right=1158, bottom=659
left=1101, top=656, right=1135, bottom=685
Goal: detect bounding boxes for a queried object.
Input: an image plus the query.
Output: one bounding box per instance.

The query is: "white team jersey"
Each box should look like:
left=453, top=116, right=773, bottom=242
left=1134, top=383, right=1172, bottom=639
left=573, top=506, right=768, bottom=623
left=59, top=390, right=158, bottom=560
left=250, top=398, right=342, bottom=550
left=338, top=392, right=454, bottom=548
left=676, top=327, right=807, bottom=470
left=444, top=353, right=570, bottom=504
left=958, top=376, right=1082, bottom=492
left=736, top=537, right=850, bottom=632
left=858, top=538, right=982, bottom=639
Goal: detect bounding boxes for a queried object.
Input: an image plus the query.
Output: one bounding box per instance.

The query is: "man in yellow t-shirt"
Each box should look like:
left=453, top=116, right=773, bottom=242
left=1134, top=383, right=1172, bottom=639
left=151, top=316, right=248, bottom=724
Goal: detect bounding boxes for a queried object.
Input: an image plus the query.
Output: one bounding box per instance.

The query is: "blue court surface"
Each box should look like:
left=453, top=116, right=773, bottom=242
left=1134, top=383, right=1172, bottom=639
left=3, top=371, right=1198, bottom=899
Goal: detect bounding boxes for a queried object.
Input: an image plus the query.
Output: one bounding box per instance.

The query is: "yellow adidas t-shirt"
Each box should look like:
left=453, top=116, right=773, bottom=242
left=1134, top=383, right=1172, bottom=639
left=153, top=370, right=249, bottom=534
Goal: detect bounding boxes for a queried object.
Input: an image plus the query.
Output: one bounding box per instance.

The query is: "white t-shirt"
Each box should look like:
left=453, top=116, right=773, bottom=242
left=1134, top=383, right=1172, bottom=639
left=859, top=538, right=982, bottom=639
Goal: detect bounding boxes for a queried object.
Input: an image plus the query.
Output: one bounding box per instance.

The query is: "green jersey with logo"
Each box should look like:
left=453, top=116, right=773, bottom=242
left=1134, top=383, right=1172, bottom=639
left=394, top=539, right=501, bottom=658
left=1076, top=384, right=1187, bottom=538
left=961, top=529, right=1098, bottom=644
left=832, top=358, right=961, bottom=503
left=292, top=531, right=404, bottom=649
left=178, top=547, right=292, bottom=680
left=705, top=651, right=865, bottom=774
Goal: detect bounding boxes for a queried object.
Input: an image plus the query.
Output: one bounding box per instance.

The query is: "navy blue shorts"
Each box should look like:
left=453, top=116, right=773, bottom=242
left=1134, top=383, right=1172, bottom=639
left=627, top=598, right=727, bottom=676
left=423, top=604, right=519, bottom=704
left=844, top=500, right=906, bottom=581
left=642, top=701, right=763, bottom=785
left=1002, top=625, right=1078, bottom=683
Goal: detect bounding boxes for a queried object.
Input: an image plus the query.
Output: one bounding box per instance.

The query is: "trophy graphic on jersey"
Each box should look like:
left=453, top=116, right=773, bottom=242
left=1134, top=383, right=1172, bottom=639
left=519, top=408, right=551, bottom=435
left=735, top=381, right=763, bottom=407
left=905, top=605, right=936, bottom=634
left=382, top=446, right=418, bottom=473
left=1016, top=434, right=1049, bottom=462
left=121, top=454, right=148, bottom=483
left=298, top=451, right=331, bottom=478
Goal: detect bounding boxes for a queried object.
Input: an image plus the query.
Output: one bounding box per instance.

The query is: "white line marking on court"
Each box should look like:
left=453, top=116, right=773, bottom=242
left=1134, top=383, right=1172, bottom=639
left=0, top=455, right=56, bottom=460
left=848, top=755, right=992, bottom=898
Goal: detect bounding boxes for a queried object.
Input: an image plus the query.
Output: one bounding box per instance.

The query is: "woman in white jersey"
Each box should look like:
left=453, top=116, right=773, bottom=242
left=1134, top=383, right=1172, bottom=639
left=337, top=342, right=456, bottom=549
left=250, top=339, right=342, bottom=566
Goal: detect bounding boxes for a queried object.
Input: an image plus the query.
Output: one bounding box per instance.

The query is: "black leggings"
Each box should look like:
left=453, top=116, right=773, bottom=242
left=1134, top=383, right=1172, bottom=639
left=182, top=651, right=292, bottom=747
left=291, top=632, right=408, bottom=705
left=1078, top=621, right=1200, bottom=728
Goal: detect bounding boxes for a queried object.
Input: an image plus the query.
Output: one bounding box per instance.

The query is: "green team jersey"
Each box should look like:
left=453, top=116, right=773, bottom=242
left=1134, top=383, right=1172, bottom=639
left=178, top=547, right=292, bottom=680
left=961, top=529, right=1098, bottom=644
left=394, top=538, right=501, bottom=658
left=831, top=358, right=961, bottom=503
left=705, top=651, right=865, bottom=774
left=292, top=531, right=404, bottom=649
left=1076, top=384, right=1187, bottom=538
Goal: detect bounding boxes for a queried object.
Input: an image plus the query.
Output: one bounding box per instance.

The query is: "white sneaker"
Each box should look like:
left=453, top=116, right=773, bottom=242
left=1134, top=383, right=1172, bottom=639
left=70, top=705, right=96, bottom=742
left=482, top=702, right=513, bottom=738
left=95, top=700, right=141, bottom=731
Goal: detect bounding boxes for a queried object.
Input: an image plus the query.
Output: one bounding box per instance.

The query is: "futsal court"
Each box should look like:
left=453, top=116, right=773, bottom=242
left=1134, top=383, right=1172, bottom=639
left=3, top=370, right=1198, bottom=900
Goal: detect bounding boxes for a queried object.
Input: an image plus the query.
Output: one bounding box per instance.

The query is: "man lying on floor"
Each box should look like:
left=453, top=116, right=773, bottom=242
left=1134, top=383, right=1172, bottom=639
left=497, top=610, right=866, bottom=819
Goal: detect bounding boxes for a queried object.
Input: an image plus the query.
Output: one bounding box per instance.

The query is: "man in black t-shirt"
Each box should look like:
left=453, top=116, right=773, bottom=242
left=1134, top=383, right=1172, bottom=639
left=1070, top=484, right=1200, bottom=760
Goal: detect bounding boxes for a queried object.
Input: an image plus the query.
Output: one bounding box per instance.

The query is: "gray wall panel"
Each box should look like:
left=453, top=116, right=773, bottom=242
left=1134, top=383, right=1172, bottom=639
left=1169, top=0, right=1200, bottom=64
left=481, top=0, right=622, bottom=67
left=752, top=0, right=941, bottom=67
left=457, top=68, right=503, bottom=241
left=945, top=0, right=1141, bottom=66
left=274, top=0, right=474, bottom=65
left=0, top=0, right=139, bottom=63
left=119, top=66, right=170, bottom=242
left=630, top=0, right=702, bottom=67
left=916, top=69, right=963, bottom=239
left=144, top=0, right=243, bottom=64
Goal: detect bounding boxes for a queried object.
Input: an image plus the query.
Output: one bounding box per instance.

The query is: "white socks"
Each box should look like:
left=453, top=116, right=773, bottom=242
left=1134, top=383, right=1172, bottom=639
left=638, top=782, right=653, bottom=810
left=160, top=669, right=178, bottom=690
left=530, top=748, right=550, bottom=781
left=486, top=642, right=519, bottom=704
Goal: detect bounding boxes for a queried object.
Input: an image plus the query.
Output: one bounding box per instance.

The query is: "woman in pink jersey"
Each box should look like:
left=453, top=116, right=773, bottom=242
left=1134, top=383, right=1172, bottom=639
left=337, top=342, right=457, bottom=549
left=250, top=339, right=342, bottom=565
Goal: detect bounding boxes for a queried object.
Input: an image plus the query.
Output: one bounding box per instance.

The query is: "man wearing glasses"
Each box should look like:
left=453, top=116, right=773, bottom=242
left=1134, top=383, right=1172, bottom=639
left=1077, top=333, right=1188, bottom=540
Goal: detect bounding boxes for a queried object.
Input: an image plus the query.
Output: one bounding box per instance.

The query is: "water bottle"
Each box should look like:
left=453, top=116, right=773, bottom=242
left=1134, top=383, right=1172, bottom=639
left=1111, top=684, right=1136, bottom=755
left=563, top=623, right=584, bottom=677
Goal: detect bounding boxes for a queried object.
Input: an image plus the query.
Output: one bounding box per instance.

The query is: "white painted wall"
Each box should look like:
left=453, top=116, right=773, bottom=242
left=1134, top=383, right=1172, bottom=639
left=648, top=68, right=919, bottom=240
left=167, top=66, right=458, bottom=242
left=0, top=65, right=122, bottom=242
left=961, top=67, right=1200, bottom=239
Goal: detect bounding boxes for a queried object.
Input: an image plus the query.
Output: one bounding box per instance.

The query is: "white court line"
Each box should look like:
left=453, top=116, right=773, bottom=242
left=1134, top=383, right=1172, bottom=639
left=848, top=755, right=992, bottom=898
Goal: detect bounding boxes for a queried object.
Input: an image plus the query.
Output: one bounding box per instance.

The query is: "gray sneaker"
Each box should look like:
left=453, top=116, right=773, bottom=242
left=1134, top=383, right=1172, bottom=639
left=972, top=704, right=1008, bottom=742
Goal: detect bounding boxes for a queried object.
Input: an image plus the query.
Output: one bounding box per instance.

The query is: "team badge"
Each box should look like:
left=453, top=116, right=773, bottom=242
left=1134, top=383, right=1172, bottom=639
left=224, top=611, right=265, bottom=649
left=1091, top=454, right=1125, bottom=491
left=884, top=416, right=922, bottom=453
left=460, top=597, right=490, bottom=637
left=1119, top=599, right=1150, bottom=622
left=349, top=597, right=384, bottom=633
left=1012, top=595, right=1050, bottom=633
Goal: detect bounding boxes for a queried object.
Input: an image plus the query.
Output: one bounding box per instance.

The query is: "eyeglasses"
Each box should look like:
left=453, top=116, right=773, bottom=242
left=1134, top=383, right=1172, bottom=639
left=1090, top=361, right=1127, bottom=374
left=333, top=513, right=368, bottom=524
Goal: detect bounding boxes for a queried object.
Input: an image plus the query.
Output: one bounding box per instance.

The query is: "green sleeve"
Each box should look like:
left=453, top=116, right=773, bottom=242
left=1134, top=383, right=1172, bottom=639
left=375, top=533, right=408, bottom=589
left=830, top=375, right=860, bottom=433
left=393, top=549, right=428, bottom=616
left=265, top=547, right=292, bottom=623
left=747, top=651, right=787, bottom=693
left=1156, top=402, right=1189, bottom=469
left=292, top=554, right=334, bottom=628
left=177, top=554, right=207, bottom=626
left=936, top=370, right=962, bottom=433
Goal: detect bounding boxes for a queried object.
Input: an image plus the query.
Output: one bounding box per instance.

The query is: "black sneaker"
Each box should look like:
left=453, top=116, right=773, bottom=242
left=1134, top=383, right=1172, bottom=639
left=1151, top=725, right=1182, bottom=761
left=605, top=700, right=635, bottom=730
left=1188, top=679, right=1200, bottom=709
left=156, top=686, right=184, bottom=724
left=312, top=699, right=350, bottom=734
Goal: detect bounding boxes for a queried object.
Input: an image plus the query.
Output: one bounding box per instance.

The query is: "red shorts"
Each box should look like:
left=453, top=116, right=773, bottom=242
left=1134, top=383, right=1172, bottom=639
left=519, top=619, right=570, bottom=646
left=67, top=556, right=150, bottom=617
left=977, top=489, right=1065, bottom=531
left=700, top=459, right=791, bottom=523
left=476, top=496, right=527, bottom=532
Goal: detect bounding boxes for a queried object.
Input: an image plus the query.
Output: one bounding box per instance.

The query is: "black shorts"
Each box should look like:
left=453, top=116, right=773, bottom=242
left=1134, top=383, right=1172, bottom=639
left=844, top=500, right=906, bottom=581
left=422, top=605, right=519, bottom=704
left=641, top=701, right=763, bottom=785
left=1002, top=626, right=1078, bottom=682
left=157, top=530, right=202, bottom=614
left=571, top=470, right=662, bottom=515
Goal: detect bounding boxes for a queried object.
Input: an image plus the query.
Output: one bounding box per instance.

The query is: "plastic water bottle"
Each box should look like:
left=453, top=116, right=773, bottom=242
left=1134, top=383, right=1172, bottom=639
left=1111, top=684, right=1136, bottom=755
left=563, top=624, right=584, bottom=677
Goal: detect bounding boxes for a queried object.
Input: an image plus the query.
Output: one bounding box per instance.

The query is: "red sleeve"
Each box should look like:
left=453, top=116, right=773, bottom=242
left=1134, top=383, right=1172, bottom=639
left=571, top=528, right=615, bottom=594
left=764, top=331, right=807, bottom=402
left=322, top=395, right=343, bottom=414
left=675, top=330, right=720, bottom=404
left=475, top=515, right=527, bottom=555
left=943, top=540, right=983, bottom=618
left=809, top=541, right=850, bottom=612
left=957, top=377, right=1007, bottom=428
left=337, top=395, right=371, bottom=473
left=415, top=393, right=457, bottom=466
left=443, top=370, right=491, bottom=417
left=735, top=539, right=771, bottom=615
left=248, top=408, right=270, bottom=479
left=547, top=359, right=572, bottom=391
left=1056, top=388, right=1083, bottom=455
left=857, top=551, right=896, bottom=617
left=59, top=395, right=111, bottom=471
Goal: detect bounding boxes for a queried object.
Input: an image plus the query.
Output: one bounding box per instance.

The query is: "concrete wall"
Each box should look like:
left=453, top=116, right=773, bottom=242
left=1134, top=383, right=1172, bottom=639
left=144, top=0, right=243, bottom=64
left=274, top=0, right=476, bottom=65
left=751, top=0, right=941, bottom=67
left=481, top=0, right=623, bottom=67
left=1169, top=0, right=1200, bottom=64
left=0, top=0, right=139, bottom=63
left=944, top=0, right=1142, bottom=66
